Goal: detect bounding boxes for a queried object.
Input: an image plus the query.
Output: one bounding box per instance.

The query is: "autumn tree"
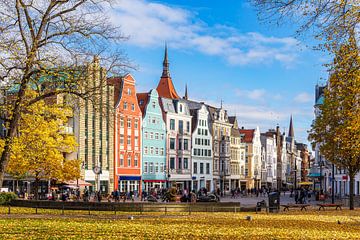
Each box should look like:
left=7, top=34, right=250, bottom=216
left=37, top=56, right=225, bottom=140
left=309, top=35, right=360, bottom=210
left=0, top=0, right=128, bottom=188
left=251, top=0, right=359, bottom=47
left=1, top=92, right=81, bottom=200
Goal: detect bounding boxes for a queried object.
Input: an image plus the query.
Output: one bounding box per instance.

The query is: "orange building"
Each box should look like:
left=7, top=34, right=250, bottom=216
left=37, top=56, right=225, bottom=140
left=110, top=74, right=142, bottom=194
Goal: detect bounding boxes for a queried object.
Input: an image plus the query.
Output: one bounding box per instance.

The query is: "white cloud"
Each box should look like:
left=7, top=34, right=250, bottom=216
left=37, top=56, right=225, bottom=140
left=235, top=88, right=266, bottom=100
left=107, top=0, right=301, bottom=66
left=294, top=92, right=313, bottom=103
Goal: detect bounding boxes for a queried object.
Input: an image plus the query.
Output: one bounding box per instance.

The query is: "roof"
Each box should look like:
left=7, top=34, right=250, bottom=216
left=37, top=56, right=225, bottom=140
left=136, top=92, right=149, bottom=117
left=239, top=129, right=255, bottom=143
left=156, top=46, right=180, bottom=99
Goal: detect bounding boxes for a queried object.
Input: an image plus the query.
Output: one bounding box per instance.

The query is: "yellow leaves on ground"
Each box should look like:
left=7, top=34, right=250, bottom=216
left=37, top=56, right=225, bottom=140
left=1, top=208, right=360, bottom=239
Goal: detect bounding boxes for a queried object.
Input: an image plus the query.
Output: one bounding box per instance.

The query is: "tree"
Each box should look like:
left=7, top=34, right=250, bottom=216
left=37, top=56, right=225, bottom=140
left=251, top=0, right=359, bottom=47
left=0, top=0, right=128, bottom=188
left=309, top=34, right=360, bottom=210
left=1, top=91, right=80, bottom=199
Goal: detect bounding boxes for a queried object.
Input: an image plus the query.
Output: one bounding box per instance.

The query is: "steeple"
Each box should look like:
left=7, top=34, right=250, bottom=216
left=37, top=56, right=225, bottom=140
left=288, top=115, right=294, bottom=138
left=183, top=84, right=188, bottom=100
left=156, top=44, right=180, bottom=99
left=162, top=43, right=170, bottom=77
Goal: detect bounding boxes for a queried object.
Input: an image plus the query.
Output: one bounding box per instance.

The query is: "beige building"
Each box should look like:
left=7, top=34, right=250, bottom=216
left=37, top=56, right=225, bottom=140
left=228, top=116, right=243, bottom=190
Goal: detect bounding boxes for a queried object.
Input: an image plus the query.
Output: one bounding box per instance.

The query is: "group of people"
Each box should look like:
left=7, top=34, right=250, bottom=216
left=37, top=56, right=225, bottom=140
left=291, top=187, right=311, bottom=204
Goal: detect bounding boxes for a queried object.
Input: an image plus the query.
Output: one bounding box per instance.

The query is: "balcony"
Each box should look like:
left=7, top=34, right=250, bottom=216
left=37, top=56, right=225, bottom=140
left=170, top=169, right=191, bottom=174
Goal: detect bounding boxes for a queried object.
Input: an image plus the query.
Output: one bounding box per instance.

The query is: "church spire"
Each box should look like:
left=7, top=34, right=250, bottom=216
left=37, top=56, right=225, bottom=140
left=288, top=115, right=294, bottom=138
left=184, top=84, right=188, bottom=100
left=162, top=43, right=170, bottom=77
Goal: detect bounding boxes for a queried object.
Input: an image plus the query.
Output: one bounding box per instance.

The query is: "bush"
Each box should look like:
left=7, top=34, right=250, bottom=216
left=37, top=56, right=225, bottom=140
left=0, top=192, right=17, bottom=205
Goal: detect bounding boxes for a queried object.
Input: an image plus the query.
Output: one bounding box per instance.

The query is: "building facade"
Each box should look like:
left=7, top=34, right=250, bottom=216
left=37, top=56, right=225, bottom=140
left=187, top=102, right=213, bottom=192
left=260, top=130, right=277, bottom=188
left=208, top=105, right=232, bottom=194
left=229, top=116, right=242, bottom=190
left=137, top=89, right=167, bottom=191
left=112, top=74, right=142, bottom=194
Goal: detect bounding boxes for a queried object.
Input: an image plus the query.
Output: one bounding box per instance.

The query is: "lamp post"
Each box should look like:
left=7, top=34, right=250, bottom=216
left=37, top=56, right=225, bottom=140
left=332, top=163, right=335, bottom=204
left=319, top=160, right=324, bottom=193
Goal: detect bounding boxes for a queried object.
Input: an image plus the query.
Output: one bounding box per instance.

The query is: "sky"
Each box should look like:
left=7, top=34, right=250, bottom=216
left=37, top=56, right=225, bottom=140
left=105, top=0, right=329, bottom=148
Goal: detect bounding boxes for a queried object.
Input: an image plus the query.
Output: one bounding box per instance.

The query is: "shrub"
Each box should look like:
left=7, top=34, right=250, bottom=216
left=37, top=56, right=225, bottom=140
left=0, top=192, right=17, bottom=205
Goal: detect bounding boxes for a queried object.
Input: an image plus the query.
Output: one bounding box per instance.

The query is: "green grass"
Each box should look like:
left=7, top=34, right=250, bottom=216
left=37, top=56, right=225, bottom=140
left=1, top=207, right=360, bottom=239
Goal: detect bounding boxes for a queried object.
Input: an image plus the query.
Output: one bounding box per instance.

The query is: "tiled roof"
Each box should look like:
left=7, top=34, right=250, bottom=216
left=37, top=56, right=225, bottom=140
left=156, top=76, right=180, bottom=99
left=239, top=129, right=255, bottom=143
left=136, top=92, right=149, bottom=117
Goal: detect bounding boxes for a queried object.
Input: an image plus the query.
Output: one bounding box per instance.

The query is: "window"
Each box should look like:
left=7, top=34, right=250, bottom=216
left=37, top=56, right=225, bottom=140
left=193, top=162, right=197, bottom=174
left=170, top=138, right=175, bottom=149
left=206, top=163, right=210, bottom=174
left=127, top=155, right=131, bottom=166
left=155, top=148, right=159, bottom=155
left=152, top=117, right=156, bottom=124
left=186, top=121, right=190, bottom=133
left=208, top=150, right=211, bottom=156
left=160, top=163, right=164, bottom=173
left=245, top=168, right=248, bottom=176
left=178, top=139, right=182, bottom=150
left=127, top=88, right=131, bottom=95
left=131, top=103, right=135, bottom=111
left=184, top=158, right=188, bottom=169
left=127, top=136, right=131, bottom=145
left=193, top=148, right=197, bottom=156
left=149, top=162, right=154, bottom=173
left=200, top=163, right=204, bottom=174
left=179, top=104, right=183, bottom=112
left=179, top=120, right=183, bottom=133
left=198, top=129, right=201, bottom=135
left=161, top=134, right=164, bottom=140
left=155, top=133, right=159, bottom=139
left=178, top=158, right=182, bottom=169
left=144, top=132, right=148, bottom=139
left=124, top=102, right=127, bottom=109
left=120, top=134, right=124, bottom=144
left=170, top=157, right=175, bottom=169
left=155, top=163, right=159, bottom=173
left=144, top=162, right=148, bottom=173
left=134, top=119, right=138, bottom=129
left=120, top=117, right=124, bottom=127
left=160, top=148, right=164, bottom=155
left=134, top=155, right=138, bottom=167
left=135, top=136, right=138, bottom=146
left=150, top=147, right=154, bottom=155
left=144, top=146, right=148, bottom=154
left=183, top=139, right=188, bottom=150
left=152, top=101, right=156, bottom=108
left=127, top=119, right=131, bottom=128
left=150, top=132, right=154, bottom=139
left=245, top=157, right=248, bottom=163
left=205, top=129, right=208, bottom=136
left=170, top=119, right=175, bottom=130
left=120, top=154, right=124, bottom=166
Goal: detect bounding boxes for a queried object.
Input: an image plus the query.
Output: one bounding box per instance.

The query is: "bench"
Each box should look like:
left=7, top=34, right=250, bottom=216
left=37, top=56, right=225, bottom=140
left=281, top=204, right=310, bottom=211
left=317, top=203, right=342, bottom=211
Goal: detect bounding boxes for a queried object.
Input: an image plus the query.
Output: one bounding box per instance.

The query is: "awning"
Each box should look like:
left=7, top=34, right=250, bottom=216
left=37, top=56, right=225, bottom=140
left=64, top=180, right=92, bottom=187
left=308, top=173, right=321, bottom=177
left=299, top=181, right=313, bottom=185
left=119, top=176, right=141, bottom=181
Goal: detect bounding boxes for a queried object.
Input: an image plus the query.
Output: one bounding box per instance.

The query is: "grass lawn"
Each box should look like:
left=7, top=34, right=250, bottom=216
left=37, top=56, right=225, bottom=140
left=1, top=207, right=360, bottom=239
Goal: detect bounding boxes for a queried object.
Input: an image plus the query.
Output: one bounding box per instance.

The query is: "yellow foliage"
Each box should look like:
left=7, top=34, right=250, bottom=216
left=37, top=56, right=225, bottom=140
left=4, top=91, right=80, bottom=182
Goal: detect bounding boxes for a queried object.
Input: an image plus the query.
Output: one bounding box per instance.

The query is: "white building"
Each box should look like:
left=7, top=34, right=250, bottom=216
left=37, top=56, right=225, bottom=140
left=186, top=101, right=213, bottom=192
left=261, top=130, right=278, bottom=188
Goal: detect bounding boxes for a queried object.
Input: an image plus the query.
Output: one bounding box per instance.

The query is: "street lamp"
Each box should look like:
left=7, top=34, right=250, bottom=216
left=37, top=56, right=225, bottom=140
left=332, top=163, right=335, bottom=204
left=319, top=159, right=325, bottom=193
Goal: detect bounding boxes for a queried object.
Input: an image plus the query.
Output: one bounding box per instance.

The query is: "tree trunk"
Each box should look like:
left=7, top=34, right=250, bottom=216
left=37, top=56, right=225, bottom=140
left=349, top=172, right=355, bottom=210
left=35, top=177, right=40, bottom=201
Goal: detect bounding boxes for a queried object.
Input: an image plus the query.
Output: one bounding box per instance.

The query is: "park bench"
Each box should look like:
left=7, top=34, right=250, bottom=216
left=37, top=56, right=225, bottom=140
left=317, top=203, right=343, bottom=211
left=281, top=204, right=310, bottom=211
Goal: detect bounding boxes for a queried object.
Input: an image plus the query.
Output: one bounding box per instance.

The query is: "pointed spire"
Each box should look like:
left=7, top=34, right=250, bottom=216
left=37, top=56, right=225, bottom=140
left=220, top=99, right=223, bottom=109
left=162, top=43, right=170, bottom=77
left=288, top=115, right=294, bottom=138
left=184, top=84, right=188, bottom=100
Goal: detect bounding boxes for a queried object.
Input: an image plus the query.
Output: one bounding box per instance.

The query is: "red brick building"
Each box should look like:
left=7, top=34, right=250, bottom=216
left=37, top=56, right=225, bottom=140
left=110, top=74, right=142, bottom=194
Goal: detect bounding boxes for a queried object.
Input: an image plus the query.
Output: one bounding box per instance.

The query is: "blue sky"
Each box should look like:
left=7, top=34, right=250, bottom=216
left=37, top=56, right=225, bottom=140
left=106, top=0, right=329, bottom=147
